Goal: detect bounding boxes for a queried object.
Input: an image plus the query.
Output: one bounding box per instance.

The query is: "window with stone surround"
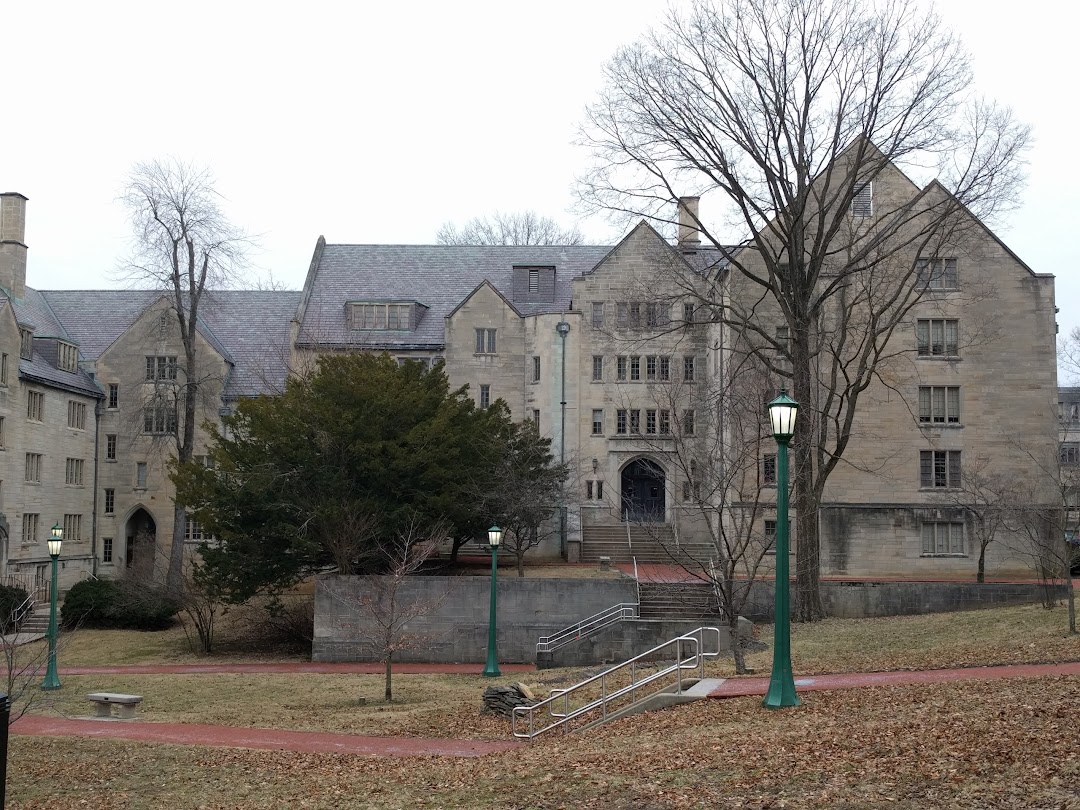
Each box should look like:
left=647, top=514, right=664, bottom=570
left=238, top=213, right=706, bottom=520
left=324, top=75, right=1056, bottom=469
left=919, top=386, right=961, bottom=425
left=104, top=488, right=115, bottom=514
left=145, top=355, right=178, bottom=381
left=617, top=356, right=627, bottom=381
left=474, top=328, right=497, bottom=354
left=591, top=302, right=605, bottom=329
left=65, top=458, right=84, bottom=486
left=659, top=410, right=670, bottom=435
left=1, top=353, right=7, bottom=385
left=108, top=384, right=119, bottom=409
left=63, top=513, right=82, bottom=541
left=646, top=409, right=657, bottom=435
left=106, top=434, right=117, bottom=461
left=916, top=319, right=959, bottom=357
left=659, top=357, right=670, bottom=381
left=102, top=536, right=113, bottom=563
left=532, top=356, right=541, bottom=383
left=629, top=409, right=641, bottom=434
left=616, top=409, right=628, bottom=435
left=921, top=521, right=965, bottom=555
left=917, top=258, right=959, bottom=290
left=479, top=384, right=491, bottom=409
left=920, top=449, right=961, bottom=488
left=25, top=453, right=42, bottom=483
left=592, top=356, right=603, bottom=382
left=22, top=513, right=39, bottom=545
left=68, top=400, right=87, bottom=430
left=763, top=453, right=777, bottom=486
left=27, top=390, right=44, bottom=422
left=19, top=328, right=33, bottom=360
left=1061, top=442, right=1080, bottom=466
left=630, top=356, right=640, bottom=381
left=592, top=409, right=604, bottom=436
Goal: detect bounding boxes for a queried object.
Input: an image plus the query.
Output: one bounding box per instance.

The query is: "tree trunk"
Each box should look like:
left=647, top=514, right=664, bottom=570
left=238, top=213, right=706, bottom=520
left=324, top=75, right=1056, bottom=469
left=791, top=324, right=825, bottom=622
left=166, top=341, right=200, bottom=593
left=384, top=654, right=393, bottom=702
left=517, top=548, right=525, bottom=578
left=168, top=506, right=188, bottom=592
left=730, top=615, right=748, bottom=675
left=1067, top=576, right=1076, bottom=635
left=977, top=544, right=987, bottom=583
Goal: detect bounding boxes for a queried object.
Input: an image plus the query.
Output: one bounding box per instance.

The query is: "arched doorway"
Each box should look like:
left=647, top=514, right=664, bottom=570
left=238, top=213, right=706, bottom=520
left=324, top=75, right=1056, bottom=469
left=621, top=458, right=666, bottom=523
left=124, top=508, right=157, bottom=578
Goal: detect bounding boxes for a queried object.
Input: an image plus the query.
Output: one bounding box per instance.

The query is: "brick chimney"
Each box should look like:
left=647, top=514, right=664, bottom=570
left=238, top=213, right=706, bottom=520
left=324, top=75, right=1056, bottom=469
left=677, top=196, right=701, bottom=250
left=0, top=192, right=28, bottom=298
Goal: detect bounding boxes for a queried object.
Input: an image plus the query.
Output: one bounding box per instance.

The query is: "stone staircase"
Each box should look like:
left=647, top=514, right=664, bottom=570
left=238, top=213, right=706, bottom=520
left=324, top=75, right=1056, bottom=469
left=581, top=523, right=716, bottom=566
left=638, top=581, right=722, bottom=620
left=19, top=606, right=51, bottom=634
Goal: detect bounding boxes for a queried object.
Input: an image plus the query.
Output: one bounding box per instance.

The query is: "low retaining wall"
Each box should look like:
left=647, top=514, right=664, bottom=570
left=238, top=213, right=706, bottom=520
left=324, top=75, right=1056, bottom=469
left=313, top=575, right=637, bottom=664
left=536, top=617, right=752, bottom=669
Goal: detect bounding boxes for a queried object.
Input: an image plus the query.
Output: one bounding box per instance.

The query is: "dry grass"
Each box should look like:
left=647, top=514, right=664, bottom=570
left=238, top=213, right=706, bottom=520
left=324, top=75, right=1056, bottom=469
left=9, top=676, right=1080, bottom=809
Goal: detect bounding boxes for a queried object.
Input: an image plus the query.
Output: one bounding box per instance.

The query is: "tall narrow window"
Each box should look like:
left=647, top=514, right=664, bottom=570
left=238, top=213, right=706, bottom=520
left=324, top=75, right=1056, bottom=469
left=628, top=302, right=641, bottom=329
left=102, top=537, right=114, bottom=564
left=591, top=302, right=605, bottom=329
left=646, top=303, right=658, bottom=328
left=136, top=462, right=148, bottom=489
left=645, top=409, right=657, bottom=435
left=683, top=410, right=696, bottom=436
left=616, top=409, right=628, bottom=435
left=532, top=356, right=541, bottom=383
left=0, top=416, right=4, bottom=449
left=586, top=480, right=594, bottom=500
left=617, top=356, right=627, bottom=381
left=763, top=454, right=777, bottom=486
left=629, top=409, right=641, bottom=434
left=25, top=453, right=42, bottom=483
left=659, top=410, right=670, bottom=435
left=683, top=356, right=696, bottom=382
left=22, top=513, right=39, bottom=545
left=659, top=357, right=670, bottom=382
left=851, top=183, right=873, bottom=217
left=106, top=434, right=118, bottom=461
left=0, top=353, right=7, bottom=384
left=68, top=401, right=87, bottom=430
left=592, top=356, right=604, bottom=382
left=479, top=384, right=491, bottom=409
left=630, top=356, right=640, bottom=381
left=27, top=391, right=44, bottom=421
left=104, top=488, right=115, bottom=514
left=683, top=302, right=695, bottom=324
left=592, top=409, right=604, bottom=436
left=596, top=481, right=604, bottom=500
left=646, top=356, right=657, bottom=381
left=108, top=383, right=119, bottom=409
left=616, top=303, right=629, bottom=328
left=20, top=328, right=33, bottom=360
left=63, top=514, right=82, bottom=541
left=532, top=409, right=540, bottom=428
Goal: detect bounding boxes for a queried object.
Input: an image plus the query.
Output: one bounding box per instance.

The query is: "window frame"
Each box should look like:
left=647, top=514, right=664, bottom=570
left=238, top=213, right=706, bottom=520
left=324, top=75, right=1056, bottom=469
left=763, top=453, right=777, bottom=486
left=479, top=384, right=491, bottom=409
left=916, top=319, right=959, bottom=358
left=921, top=521, right=965, bottom=556
left=592, top=409, right=604, bottom=436
left=104, top=488, right=115, bottom=515
left=108, top=383, right=119, bottom=409
left=474, top=328, right=497, bottom=355
left=591, top=302, right=605, bottom=329
left=26, top=390, right=44, bottom=422
left=532, top=355, right=541, bottom=383
left=916, top=257, right=959, bottom=291
left=592, top=355, right=603, bottom=382
left=918, top=386, right=962, bottom=425
left=920, top=449, right=962, bottom=489
left=106, top=434, right=118, bottom=461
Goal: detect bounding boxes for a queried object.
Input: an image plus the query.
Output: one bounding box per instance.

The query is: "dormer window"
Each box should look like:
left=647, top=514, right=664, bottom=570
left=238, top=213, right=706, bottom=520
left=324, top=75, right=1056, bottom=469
left=19, top=328, right=33, bottom=360
left=58, top=341, right=79, bottom=372
left=513, top=266, right=555, bottom=303
left=348, top=302, right=414, bottom=331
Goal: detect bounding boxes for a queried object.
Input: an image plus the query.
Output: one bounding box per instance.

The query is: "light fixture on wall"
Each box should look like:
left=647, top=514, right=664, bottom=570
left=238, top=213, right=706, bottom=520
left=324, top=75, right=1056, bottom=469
left=592, top=458, right=599, bottom=472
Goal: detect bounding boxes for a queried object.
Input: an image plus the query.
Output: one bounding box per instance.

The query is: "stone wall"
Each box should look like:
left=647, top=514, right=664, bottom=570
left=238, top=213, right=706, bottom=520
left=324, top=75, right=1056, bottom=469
left=313, top=575, right=637, bottom=664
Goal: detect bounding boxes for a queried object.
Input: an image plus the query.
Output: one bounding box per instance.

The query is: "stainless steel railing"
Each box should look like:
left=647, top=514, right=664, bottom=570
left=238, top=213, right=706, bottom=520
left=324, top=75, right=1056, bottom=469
left=514, top=626, right=721, bottom=740
left=535, top=603, right=639, bottom=654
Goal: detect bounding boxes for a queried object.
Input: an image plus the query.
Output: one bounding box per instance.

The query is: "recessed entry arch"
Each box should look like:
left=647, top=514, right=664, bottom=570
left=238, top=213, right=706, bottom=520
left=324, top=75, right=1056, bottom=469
left=620, top=456, right=667, bottom=523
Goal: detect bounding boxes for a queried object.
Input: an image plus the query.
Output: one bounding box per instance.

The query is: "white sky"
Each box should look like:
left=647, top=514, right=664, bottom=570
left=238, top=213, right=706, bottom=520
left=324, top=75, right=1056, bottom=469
left=4, top=0, right=1077, bottom=340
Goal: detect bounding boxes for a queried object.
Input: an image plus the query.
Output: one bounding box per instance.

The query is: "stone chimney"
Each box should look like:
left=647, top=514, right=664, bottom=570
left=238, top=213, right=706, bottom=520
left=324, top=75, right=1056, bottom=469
left=677, top=196, right=701, bottom=250
left=0, top=192, right=28, bottom=299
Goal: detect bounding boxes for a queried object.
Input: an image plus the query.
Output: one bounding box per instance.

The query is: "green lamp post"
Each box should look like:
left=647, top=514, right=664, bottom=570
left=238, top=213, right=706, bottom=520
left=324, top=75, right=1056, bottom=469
left=482, top=525, right=502, bottom=678
left=41, top=523, right=63, bottom=691
left=763, top=390, right=800, bottom=709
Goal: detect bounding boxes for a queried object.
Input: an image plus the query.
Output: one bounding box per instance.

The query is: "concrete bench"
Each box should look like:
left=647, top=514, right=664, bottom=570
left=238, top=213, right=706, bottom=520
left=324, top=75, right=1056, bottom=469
left=87, top=692, right=143, bottom=719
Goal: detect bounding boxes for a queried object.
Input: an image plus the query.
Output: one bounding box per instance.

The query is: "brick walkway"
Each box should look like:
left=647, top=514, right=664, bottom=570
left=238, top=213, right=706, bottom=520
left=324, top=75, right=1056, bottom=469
left=59, top=662, right=536, bottom=676
left=707, top=661, right=1080, bottom=698
left=11, top=715, right=520, bottom=757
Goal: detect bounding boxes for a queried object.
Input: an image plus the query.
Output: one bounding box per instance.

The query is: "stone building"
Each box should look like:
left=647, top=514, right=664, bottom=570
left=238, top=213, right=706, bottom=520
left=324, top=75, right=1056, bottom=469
left=0, top=153, right=1062, bottom=586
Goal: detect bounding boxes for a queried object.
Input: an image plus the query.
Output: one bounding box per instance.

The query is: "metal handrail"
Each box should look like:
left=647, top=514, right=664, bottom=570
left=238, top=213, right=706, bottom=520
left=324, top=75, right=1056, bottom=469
left=536, top=603, right=639, bottom=653
left=514, top=626, right=722, bottom=740
left=633, top=555, right=641, bottom=608
left=625, top=521, right=633, bottom=553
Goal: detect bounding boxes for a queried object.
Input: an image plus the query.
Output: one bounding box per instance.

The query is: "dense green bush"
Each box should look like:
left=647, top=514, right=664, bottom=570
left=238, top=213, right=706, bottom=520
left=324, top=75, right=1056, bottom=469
left=61, top=578, right=179, bottom=630
left=0, top=583, right=30, bottom=630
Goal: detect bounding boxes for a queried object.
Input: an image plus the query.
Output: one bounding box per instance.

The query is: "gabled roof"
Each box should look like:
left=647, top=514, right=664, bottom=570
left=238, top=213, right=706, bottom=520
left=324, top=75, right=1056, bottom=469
left=40, top=288, right=301, bottom=399
left=296, top=244, right=613, bottom=348
left=445, top=280, right=523, bottom=320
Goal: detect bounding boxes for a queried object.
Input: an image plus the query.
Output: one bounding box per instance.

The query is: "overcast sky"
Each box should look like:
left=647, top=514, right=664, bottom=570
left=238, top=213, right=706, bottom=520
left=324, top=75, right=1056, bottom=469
left=5, top=0, right=1076, bottom=340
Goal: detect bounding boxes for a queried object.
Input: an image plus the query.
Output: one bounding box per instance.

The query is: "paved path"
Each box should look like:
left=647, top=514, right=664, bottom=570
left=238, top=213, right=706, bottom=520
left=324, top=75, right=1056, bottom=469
left=11, top=715, right=520, bottom=757
left=707, top=660, right=1080, bottom=698
left=59, top=662, right=536, bottom=676
left=12, top=660, right=1078, bottom=758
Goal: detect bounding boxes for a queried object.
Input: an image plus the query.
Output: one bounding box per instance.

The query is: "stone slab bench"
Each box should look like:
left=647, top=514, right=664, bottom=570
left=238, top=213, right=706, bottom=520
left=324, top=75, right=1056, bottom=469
left=87, top=692, right=143, bottom=719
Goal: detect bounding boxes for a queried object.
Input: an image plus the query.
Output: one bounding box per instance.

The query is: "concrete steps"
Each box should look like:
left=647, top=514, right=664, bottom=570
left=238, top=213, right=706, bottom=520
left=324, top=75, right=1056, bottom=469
left=581, top=524, right=716, bottom=566
left=18, top=607, right=51, bottom=634
left=638, top=581, right=721, bottom=620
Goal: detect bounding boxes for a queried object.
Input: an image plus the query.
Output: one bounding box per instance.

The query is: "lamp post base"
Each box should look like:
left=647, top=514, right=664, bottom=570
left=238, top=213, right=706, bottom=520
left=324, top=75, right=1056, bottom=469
left=762, top=674, right=800, bottom=709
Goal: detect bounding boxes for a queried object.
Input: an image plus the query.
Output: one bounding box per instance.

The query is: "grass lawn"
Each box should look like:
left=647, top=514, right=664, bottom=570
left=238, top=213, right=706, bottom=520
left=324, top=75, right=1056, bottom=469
left=5, top=602, right=1079, bottom=808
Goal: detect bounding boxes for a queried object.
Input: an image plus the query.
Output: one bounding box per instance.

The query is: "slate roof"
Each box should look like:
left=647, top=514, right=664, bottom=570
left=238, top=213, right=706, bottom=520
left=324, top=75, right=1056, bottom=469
left=40, top=289, right=301, bottom=400
left=297, top=244, right=614, bottom=348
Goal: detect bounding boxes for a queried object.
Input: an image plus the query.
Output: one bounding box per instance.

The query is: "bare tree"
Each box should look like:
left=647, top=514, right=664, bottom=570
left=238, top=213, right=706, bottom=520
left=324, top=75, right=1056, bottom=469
left=933, top=456, right=1016, bottom=583
left=437, top=211, right=585, bottom=246
left=1, top=598, right=66, bottom=724
left=578, top=0, right=1029, bottom=620
left=121, top=159, right=251, bottom=592
left=326, top=517, right=449, bottom=702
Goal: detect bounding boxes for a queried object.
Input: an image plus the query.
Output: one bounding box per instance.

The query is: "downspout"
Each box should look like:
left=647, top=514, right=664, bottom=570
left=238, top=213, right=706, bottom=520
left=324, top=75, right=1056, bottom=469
left=556, top=321, right=570, bottom=557
left=91, top=398, right=103, bottom=577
